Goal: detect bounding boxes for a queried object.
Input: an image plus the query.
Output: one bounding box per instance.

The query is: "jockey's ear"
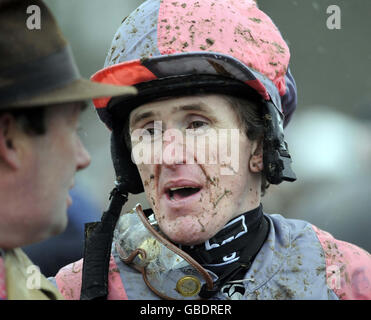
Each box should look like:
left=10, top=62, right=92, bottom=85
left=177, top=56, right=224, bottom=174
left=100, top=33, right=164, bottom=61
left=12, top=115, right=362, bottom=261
left=249, top=139, right=263, bottom=173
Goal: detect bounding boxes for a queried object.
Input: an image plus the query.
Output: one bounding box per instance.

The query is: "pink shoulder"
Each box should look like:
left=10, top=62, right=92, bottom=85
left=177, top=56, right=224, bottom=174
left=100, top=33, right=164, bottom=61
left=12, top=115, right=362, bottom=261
left=312, top=225, right=371, bottom=300
left=55, top=255, right=127, bottom=300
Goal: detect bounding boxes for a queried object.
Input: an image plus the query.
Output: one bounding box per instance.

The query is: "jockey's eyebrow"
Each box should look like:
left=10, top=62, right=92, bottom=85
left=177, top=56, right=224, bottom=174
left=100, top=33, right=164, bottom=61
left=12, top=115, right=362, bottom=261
left=130, top=111, right=156, bottom=128
left=172, top=102, right=213, bottom=114
left=174, top=103, right=218, bottom=124
left=131, top=101, right=216, bottom=127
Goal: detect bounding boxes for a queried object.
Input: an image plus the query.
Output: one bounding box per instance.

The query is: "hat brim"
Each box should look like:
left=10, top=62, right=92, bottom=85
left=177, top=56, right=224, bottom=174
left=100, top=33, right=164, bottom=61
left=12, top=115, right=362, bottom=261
left=6, top=78, right=136, bottom=108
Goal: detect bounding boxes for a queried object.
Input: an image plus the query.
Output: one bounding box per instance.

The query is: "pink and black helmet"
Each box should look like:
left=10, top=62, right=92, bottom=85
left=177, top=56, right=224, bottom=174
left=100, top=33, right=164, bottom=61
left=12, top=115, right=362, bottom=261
left=91, top=0, right=297, bottom=193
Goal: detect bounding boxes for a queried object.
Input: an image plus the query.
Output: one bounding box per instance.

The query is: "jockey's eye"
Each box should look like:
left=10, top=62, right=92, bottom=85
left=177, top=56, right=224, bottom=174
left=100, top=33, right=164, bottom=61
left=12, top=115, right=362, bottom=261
left=187, top=120, right=208, bottom=130
left=143, top=122, right=163, bottom=137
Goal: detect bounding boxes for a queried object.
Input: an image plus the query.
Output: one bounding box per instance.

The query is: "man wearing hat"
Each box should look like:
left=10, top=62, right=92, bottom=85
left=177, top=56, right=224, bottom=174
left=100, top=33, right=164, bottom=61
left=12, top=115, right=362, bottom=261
left=0, top=0, right=135, bottom=300
left=54, top=0, right=371, bottom=300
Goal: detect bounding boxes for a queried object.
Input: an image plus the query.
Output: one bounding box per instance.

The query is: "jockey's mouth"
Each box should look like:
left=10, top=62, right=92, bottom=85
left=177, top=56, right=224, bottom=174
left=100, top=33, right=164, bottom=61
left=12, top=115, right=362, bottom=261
left=162, top=179, right=203, bottom=203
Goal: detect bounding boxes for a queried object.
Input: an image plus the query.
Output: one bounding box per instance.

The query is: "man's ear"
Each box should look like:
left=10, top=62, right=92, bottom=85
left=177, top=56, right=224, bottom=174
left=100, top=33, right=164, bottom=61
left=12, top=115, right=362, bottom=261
left=249, top=139, right=263, bottom=173
left=0, top=113, right=22, bottom=170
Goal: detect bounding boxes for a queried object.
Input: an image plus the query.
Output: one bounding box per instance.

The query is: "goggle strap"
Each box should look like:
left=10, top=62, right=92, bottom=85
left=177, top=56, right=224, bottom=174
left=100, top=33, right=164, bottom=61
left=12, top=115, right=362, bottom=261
left=135, top=204, right=214, bottom=291
left=116, top=242, right=176, bottom=300
left=116, top=243, right=147, bottom=265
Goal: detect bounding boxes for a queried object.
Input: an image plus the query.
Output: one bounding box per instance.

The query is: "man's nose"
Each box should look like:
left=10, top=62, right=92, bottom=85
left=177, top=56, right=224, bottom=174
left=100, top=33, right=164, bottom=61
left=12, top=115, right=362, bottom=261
left=161, top=129, right=186, bottom=168
left=76, top=138, right=91, bottom=171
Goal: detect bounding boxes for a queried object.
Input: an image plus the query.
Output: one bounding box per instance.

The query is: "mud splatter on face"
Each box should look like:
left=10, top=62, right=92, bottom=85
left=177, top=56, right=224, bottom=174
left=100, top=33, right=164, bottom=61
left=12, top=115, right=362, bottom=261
left=213, top=189, right=232, bottom=209
left=197, top=219, right=206, bottom=232
left=207, top=175, right=219, bottom=187
left=150, top=196, right=156, bottom=206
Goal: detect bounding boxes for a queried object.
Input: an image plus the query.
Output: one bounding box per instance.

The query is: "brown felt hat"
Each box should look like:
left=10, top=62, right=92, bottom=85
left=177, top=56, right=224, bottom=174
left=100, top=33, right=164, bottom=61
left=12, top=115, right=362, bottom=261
left=0, top=0, right=136, bottom=109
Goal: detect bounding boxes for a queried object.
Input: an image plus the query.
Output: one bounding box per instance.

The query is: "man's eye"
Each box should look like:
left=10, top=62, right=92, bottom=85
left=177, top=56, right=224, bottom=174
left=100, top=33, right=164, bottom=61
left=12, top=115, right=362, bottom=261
left=146, top=127, right=162, bottom=136
left=188, top=121, right=208, bottom=130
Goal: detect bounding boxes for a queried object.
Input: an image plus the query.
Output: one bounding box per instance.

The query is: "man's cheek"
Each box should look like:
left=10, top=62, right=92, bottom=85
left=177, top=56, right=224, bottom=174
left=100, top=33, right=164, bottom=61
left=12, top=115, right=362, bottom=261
left=136, top=166, right=154, bottom=199
left=143, top=183, right=157, bottom=209
left=217, top=129, right=240, bottom=175
left=141, top=170, right=154, bottom=189
left=130, top=137, right=152, bottom=166
left=207, top=172, right=237, bottom=209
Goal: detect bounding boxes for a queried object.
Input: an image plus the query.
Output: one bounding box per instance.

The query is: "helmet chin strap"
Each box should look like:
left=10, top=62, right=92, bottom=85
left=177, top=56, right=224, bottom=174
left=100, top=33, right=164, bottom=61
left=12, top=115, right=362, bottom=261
left=80, top=184, right=128, bottom=300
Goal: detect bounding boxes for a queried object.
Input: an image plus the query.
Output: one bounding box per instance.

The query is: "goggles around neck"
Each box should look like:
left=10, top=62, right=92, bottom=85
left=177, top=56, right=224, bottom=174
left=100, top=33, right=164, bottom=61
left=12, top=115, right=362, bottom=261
left=114, top=204, right=215, bottom=300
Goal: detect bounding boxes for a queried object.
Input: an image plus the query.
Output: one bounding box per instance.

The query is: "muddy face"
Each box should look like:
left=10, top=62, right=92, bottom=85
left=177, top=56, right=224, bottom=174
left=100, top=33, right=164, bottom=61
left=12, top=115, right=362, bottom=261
left=130, top=94, right=262, bottom=245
